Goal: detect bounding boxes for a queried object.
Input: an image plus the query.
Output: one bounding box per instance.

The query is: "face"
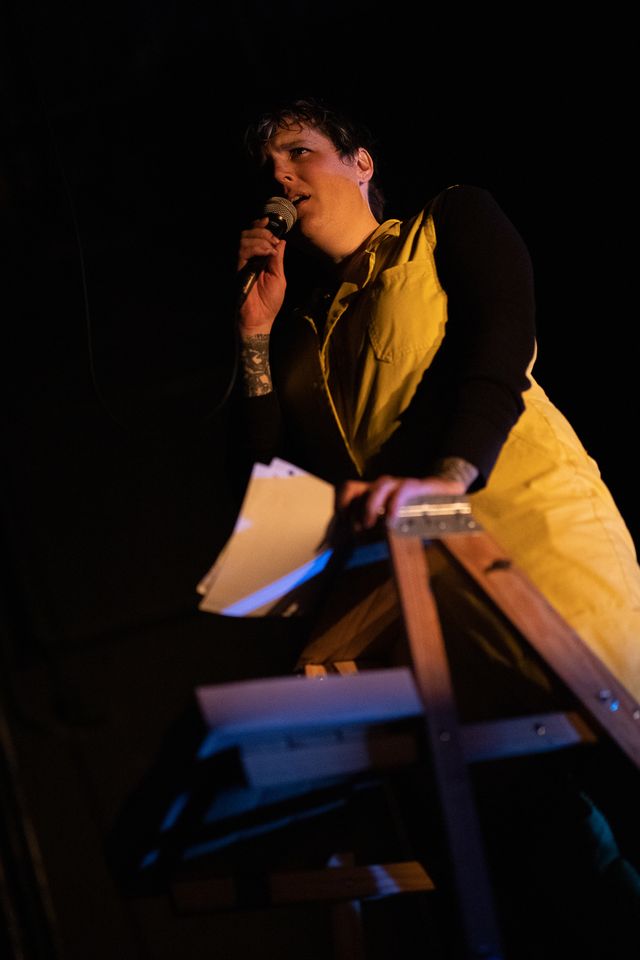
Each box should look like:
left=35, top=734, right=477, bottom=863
left=262, top=122, right=377, bottom=260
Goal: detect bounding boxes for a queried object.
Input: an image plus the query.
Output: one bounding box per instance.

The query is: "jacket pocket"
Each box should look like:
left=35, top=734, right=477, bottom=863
left=367, top=261, right=447, bottom=363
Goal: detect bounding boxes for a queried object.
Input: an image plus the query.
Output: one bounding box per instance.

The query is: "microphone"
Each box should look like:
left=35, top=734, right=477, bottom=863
left=238, top=196, right=297, bottom=303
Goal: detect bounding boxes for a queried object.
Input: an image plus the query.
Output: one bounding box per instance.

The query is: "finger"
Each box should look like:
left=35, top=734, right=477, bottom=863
left=238, top=237, right=281, bottom=269
left=335, top=480, right=370, bottom=513
left=385, top=477, right=464, bottom=522
left=267, top=237, right=286, bottom=274
left=362, top=476, right=399, bottom=528
left=385, top=479, right=427, bottom=521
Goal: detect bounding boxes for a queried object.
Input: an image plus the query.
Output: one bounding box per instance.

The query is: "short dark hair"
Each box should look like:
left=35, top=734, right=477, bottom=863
left=244, top=96, right=385, bottom=221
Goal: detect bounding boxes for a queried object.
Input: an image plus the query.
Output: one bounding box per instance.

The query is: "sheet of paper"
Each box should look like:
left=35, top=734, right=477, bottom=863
left=195, top=667, right=423, bottom=753
left=197, top=459, right=336, bottom=617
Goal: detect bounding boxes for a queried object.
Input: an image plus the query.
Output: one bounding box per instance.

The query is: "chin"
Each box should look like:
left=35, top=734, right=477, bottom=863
left=296, top=219, right=321, bottom=245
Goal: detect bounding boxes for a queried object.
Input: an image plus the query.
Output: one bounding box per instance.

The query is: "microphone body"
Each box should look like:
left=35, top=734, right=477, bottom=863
left=238, top=197, right=297, bottom=304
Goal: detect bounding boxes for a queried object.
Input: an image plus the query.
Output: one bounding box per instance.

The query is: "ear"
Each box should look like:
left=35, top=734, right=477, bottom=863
left=355, top=147, right=374, bottom=184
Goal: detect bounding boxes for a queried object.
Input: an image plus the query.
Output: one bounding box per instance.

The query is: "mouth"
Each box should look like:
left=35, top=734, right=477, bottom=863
left=290, top=195, right=310, bottom=208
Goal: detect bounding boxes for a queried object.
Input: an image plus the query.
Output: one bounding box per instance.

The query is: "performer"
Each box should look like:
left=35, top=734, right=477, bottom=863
left=232, top=95, right=640, bottom=957
left=235, top=95, right=640, bottom=704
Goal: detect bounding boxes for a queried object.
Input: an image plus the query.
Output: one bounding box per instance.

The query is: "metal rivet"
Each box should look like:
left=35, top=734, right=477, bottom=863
left=534, top=723, right=546, bottom=736
left=598, top=689, right=611, bottom=701
left=633, top=710, right=640, bottom=721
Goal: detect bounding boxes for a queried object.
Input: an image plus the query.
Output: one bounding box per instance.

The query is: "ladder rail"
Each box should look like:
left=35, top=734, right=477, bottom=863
left=438, top=530, right=640, bottom=770
left=387, top=529, right=505, bottom=960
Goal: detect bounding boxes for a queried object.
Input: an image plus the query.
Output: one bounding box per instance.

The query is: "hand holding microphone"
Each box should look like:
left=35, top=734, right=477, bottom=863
left=237, top=196, right=297, bottom=307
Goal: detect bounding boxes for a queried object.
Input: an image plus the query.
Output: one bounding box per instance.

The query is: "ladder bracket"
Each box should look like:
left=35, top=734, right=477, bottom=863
left=391, top=495, right=481, bottom=538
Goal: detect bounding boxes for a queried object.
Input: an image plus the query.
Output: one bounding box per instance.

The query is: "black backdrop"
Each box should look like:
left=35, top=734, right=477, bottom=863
left=1, top=5, right=638, bottom=957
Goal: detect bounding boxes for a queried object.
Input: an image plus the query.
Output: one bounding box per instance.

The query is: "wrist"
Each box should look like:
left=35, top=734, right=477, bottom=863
left=239, top=323, right=273, bottom=341
left=431, top=457, right=479, bottom=492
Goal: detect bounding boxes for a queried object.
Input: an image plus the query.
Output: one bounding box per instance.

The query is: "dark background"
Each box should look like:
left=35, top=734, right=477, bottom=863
left=1, top=3, right=637, bottom=958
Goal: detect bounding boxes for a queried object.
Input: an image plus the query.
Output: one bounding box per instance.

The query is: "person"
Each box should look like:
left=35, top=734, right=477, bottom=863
left=231, top=95, right=640, bottom=957
left=234, top=95, right=640, bottom=701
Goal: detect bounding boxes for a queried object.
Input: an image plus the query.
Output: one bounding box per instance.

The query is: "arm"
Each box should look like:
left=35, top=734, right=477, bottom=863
left=240, top=333, right=273, bottom=397
left=236, top=214, right=288, bottom=390
left=234, top=218, right=288, bottom=466
left=428, top=183, right=536, bottom=479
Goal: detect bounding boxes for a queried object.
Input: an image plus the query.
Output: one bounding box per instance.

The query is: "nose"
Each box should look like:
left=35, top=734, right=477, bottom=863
left=272, top=156, right=294, bottom=185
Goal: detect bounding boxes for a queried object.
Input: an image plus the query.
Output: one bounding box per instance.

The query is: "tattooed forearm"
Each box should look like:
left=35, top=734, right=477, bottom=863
left=432, top=457, right=479, bottom=491
left=240, top=334, right=273, bottom=396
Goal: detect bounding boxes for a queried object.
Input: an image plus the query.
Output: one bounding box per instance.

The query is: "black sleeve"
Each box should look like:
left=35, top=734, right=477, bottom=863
left=429, top=183, right=536, bottom=486
left=230, top=392, right=284, bottom=481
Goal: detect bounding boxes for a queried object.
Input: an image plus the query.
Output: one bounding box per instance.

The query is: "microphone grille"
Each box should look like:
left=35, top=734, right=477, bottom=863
left=263, top=196, right=297, bottom=233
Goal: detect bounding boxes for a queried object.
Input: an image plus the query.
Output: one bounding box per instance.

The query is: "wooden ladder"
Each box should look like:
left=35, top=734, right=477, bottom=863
left=295, top=495, right=640, bottom=958
left=171, top=497, right=640, bottom=960
left=381, top=495, right=640, bottom=959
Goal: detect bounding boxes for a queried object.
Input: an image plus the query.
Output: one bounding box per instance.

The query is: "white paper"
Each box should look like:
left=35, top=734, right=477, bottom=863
left=195, top=667, right=423, bottom=753
left=197, top=459, right=336, bottom=617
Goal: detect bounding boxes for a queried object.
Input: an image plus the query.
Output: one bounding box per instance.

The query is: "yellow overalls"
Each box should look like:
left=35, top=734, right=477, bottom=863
left=280, top=204, right=640, bottom=701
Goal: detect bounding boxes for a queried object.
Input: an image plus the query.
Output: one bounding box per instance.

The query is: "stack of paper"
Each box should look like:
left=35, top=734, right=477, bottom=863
left=196, top=459, right=336, bottom=617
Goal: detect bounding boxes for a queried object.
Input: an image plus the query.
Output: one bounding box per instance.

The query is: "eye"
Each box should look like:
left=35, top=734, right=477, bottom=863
left=289, top=147, right=309, bottom=159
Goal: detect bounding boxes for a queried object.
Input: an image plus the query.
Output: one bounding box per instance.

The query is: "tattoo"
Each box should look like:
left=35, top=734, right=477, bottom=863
left=432, top=457, right=479, bottom=491
left=240, top=334, right=273, bottom=396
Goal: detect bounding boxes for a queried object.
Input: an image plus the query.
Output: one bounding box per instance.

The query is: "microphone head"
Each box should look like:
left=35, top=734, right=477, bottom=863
left=263, top=196, right=297, bottom=235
